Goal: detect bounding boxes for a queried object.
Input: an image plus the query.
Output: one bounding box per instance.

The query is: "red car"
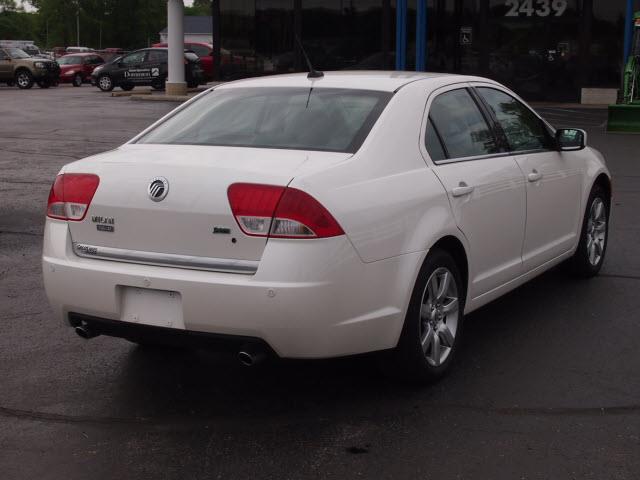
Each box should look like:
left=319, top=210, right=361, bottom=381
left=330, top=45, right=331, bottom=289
left=153, top=42, right=215, bottom=80
left=57, top=53, right=105, bottom=87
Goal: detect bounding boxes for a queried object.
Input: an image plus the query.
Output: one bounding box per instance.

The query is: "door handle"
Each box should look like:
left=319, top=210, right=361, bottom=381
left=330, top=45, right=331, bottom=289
left=451, top=182, right=474, bottom=197
left=528, top=170, right=543, bottom=182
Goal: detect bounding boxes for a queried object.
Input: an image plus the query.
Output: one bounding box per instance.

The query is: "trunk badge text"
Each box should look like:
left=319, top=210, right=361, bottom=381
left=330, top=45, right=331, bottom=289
left=148, top=177, right=169, bottom=202
left=92, top=216, right=115, bottom=233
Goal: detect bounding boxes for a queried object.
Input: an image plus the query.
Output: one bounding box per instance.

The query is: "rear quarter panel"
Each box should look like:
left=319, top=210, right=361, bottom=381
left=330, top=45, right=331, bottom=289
left=289, top=79, right=465, bottom=264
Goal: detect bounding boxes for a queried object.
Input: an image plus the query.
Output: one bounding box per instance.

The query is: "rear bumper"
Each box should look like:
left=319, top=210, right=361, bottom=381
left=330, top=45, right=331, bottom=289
left=69, top=313, right=276, bottom=354
left=43, top=220, right=422, bottom=359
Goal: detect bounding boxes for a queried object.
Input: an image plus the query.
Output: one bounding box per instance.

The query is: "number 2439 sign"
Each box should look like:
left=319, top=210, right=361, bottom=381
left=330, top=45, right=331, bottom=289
left=505, top=0, right=568, bottom=17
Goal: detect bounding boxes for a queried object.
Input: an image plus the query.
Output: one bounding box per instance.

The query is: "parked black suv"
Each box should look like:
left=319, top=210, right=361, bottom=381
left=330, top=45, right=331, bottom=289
left=91, top=48, right=204, bottom=92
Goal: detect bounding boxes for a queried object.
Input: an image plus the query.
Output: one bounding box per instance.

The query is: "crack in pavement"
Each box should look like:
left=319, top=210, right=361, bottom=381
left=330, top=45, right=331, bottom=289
left=0, top=179, right=52, bottom=185
left=599, top=273, right=640, bottom=281
left=1, top=402, right=639, bottom=428
left=1, top=149, right=78, bottom=159
left=0, top=230, right=43, bottom=237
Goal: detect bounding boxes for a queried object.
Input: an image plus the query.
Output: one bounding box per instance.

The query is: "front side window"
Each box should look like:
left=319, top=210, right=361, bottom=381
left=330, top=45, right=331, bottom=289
left=6, top=47, right=30, bottom=59
left=477, top=87, right=553, bottom=152
left=137, top=87, right=391, bottom=153
left=428, top=88, right=499, bottom=159
left=122, top=51, right=146, bottom=65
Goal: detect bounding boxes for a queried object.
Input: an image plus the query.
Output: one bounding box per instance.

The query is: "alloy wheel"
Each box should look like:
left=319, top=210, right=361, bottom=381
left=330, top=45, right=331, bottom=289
left=17, top=72, right=30, bottom=88
left=419, top=267, right=459, bottom=366
left=99, top=76, right=112, bottom=91
left=586, top=197, right=607, bottom=266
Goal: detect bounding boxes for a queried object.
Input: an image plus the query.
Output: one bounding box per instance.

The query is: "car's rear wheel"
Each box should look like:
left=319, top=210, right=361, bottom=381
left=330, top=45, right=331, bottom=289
left=381, top=249, right=465, bottom=383
left=151, top=78, right=165, bottom=90
left=72, top=73, right=83, bottom=87
left=15, top=70, right=34, bottom=89
left=569, top=184, right=609, bottom=277
left=120, top=83, right=134, bottom=91
left=97, top=74, right=114, bottom=92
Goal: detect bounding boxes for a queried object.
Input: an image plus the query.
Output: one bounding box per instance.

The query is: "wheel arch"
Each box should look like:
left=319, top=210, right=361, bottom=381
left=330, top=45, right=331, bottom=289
left=14, top=66, right=31, bottom=76
left=593, top=173, right=612, bottom=203
left=430, top=235, right=469, bottom=301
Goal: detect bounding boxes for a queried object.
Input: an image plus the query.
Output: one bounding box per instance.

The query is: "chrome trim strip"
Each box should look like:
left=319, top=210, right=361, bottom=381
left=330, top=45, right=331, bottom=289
left=72, top=243, right=258, bottom=275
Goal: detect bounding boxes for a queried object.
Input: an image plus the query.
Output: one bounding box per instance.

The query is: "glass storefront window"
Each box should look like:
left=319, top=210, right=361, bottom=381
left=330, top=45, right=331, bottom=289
left=219, top=0, right=637, bottom=101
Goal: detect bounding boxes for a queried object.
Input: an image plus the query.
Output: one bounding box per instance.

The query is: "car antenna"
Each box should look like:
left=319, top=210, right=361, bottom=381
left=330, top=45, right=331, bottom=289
left=295, top=35, right=323, bottom=79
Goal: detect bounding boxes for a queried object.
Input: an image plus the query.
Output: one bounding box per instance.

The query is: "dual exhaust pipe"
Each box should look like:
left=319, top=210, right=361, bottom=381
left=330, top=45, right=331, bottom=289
left=237, top=344, right=267, bottom=367
left=75, top=325, right=267, bottom=366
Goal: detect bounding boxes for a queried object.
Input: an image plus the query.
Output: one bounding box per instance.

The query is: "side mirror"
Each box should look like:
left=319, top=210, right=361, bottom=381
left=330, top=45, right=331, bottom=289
left=556, top=128, right=587, bottom=151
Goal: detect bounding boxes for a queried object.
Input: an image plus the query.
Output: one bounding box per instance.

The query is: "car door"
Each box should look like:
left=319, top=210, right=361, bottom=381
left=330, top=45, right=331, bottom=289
left=115, top=50, right=148, bottom=84
left=0, top=49, right=12, bottom=80
left=474, top=85, right=584, bottom=272
left=423, top=85, right=527, bottom=300
left=144, top=49, right=168, bottom=84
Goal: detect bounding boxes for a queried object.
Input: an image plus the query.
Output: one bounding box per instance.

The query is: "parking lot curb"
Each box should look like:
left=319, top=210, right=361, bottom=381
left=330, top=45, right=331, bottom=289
left=111, top=91, right=151, bottom=97
left=130, top=94, right=193, bottom=102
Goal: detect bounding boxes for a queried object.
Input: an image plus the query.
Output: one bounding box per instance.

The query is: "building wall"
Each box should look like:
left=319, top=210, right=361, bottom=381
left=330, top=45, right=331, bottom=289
left=159, top=33, right=212, bottom=44
left=218, top=0, right=640, bottom=101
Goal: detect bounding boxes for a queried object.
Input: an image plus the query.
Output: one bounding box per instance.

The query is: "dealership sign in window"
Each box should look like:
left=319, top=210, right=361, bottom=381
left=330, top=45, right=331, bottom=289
left=504, top=0, right=568, bottom=17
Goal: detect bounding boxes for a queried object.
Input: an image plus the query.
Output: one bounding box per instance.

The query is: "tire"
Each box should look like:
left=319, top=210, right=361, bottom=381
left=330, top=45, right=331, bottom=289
left=15, top=69, right=34, bottom=89
left=120, top=83, right=134, bottom=91
left=568, top=184, right=610, bottom=277
left=37, top=79, right=51, bottom=88
left=97, top=74, right=114, bottom=92
left=151, top=78, right=165, bottom=90
left=381, top=249, right=465, bottom=383
left=72, top=73, right=83, bottom=87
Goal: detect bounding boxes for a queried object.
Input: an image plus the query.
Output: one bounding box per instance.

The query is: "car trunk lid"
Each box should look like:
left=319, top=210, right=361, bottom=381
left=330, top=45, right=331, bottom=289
left=66, top=144, right=350, bottom=264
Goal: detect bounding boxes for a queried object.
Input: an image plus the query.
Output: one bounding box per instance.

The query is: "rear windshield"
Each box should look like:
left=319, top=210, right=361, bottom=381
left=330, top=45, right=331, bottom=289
left=136, top=87, right=392, bottom=153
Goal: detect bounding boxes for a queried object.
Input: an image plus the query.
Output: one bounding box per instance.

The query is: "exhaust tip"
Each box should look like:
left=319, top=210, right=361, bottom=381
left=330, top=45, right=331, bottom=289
left=75, top=325, right=97, bottom=340
left=238, top=344, right=267, bottom=367
left=238, top=351, right=254, bottom=367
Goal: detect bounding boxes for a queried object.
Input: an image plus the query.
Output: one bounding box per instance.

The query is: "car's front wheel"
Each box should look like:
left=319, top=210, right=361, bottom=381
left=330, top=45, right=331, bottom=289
left=97, top=74, right=114, bottom=92
left=15, top=69, right=34, bottom=89
left=569, top=184, right=610, bottom=276
left=382, top=248, right=465, bottom=383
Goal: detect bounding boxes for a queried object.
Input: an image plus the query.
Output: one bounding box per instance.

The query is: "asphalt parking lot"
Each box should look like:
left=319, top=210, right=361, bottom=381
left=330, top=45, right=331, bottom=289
left=1, top=85, right=639, bottom=480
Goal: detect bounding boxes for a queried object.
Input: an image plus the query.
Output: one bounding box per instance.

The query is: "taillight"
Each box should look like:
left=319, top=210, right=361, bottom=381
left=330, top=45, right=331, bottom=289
left=47, top=174, right=100, bottom=221
left=227, top=183, right=344, bottom=239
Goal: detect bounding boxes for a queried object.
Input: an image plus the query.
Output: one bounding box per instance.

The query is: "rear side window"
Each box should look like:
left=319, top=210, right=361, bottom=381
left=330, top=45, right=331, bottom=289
left=188, top=44, right=210, bottom=57
left=425, top=118, right=446, bottom=162
left=477, top=87, right=553, bottom=152
left=147, top=50, right=167, bottom=63
left=428, top=88, right=499, bottom=159
left=137, top=87, right=392, bottom=153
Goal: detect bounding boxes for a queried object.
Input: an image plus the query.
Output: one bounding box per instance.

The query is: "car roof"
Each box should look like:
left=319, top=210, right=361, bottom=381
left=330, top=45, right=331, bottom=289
left=60, top=52, right=97, bottom=57
left=217, top=71, right=483, bottom=92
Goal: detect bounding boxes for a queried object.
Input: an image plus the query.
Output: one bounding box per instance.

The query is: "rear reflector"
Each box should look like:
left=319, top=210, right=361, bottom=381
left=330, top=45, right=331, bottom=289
left=227, top=183, right=344, bottom=239
left=47, top=174, right=100, bottom=221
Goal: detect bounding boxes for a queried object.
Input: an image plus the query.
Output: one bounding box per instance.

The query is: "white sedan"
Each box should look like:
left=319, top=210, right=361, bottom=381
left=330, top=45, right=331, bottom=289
left=43, top=72, right=611, bottom=382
